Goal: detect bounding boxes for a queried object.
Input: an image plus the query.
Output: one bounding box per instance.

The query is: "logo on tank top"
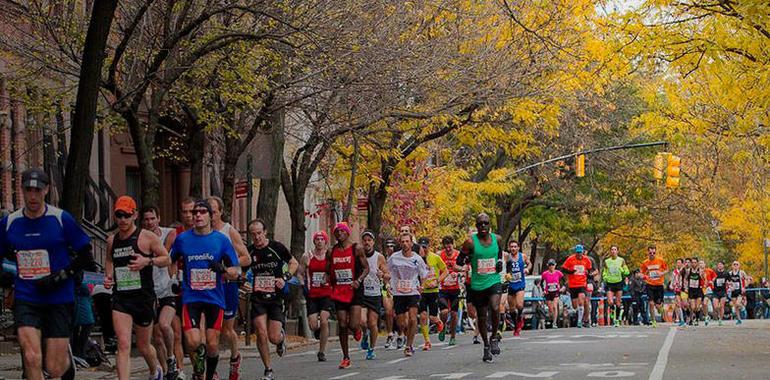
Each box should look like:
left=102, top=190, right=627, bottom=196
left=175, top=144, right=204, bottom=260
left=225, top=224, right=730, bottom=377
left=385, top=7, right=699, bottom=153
left=333, top=256, right=352, bottom=264
left=113, top=246, right=135, bottom=258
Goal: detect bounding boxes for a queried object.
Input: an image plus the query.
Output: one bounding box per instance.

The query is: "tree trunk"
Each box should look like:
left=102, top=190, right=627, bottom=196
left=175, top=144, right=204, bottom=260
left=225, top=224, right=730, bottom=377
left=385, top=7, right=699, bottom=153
left=257, top=108, right=285, bottom=237
left=61, top=0, right=118, bottom=220
left=125, top=112, right=160, bottom=207
left=220, top=139, right=239, bottom=220
left=530, top=236, right=538, bottom=268
left=281, top=161, right=306, bottom=260
left=367, top=183, right=388, bottom=238
left=187, top=115, right=205, bottom=199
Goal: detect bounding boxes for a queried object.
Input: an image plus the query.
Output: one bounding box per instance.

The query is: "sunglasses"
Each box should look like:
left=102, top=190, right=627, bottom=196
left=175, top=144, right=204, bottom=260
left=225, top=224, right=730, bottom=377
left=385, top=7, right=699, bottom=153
left=476, top=221, right=490, bottom=226
left=115, top=211, right=133, bottom=219
left=548, top=263, right=556, bottom=266
left=192, top=209, right=209, bottom=215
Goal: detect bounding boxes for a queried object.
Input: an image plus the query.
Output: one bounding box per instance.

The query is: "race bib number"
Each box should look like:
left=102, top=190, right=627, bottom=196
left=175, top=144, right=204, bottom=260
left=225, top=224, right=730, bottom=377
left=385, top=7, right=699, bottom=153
left=364, top=276, right=380, bottom=296
left=477, top=258, right=496, bottom=274
left=649, top=271, right=660, bottom=280
left=732, top=281, right=741, bottom=290
left=689, top=279, right=700, bottom=288
left=254, top=275, right=275, bottom=293
left=115, top=267, right=141, bottom=291
left=511, top=272, right=522, bottom=282
left=311, top=272, right=326, bottom=287
left=16, top=250, right=50, bottom=280
left=715, top=278, right=725, bottom=287
left=335, top=269, right=353, bottom=285
left=190, top=268, right=216, bottom=290
left=574, top=265, right=585, bottom=276
left=396, top=279, right=415, bottom=293
left=609, top=267, right=620, bottom=276
left=547, top=283, right=559, bottom=292
left=443, top=273, right=458, bottom=286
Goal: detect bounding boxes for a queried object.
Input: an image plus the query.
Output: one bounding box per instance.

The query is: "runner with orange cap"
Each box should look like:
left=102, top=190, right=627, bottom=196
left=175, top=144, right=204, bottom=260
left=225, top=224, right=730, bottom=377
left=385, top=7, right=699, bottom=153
left=105, top=195, right=172, bottom=380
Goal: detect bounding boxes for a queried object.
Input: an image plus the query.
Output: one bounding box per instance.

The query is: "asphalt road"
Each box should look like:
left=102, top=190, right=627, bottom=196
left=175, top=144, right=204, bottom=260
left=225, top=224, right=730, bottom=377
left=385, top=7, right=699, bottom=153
left=2, top=320, right=770, bottom=379
left=258, top=320, right=770, bottom=380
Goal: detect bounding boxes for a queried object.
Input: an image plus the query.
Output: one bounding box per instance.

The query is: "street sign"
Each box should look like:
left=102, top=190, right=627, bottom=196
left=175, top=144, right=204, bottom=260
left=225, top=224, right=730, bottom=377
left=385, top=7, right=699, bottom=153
left=235, top=181, right=249, bottom=199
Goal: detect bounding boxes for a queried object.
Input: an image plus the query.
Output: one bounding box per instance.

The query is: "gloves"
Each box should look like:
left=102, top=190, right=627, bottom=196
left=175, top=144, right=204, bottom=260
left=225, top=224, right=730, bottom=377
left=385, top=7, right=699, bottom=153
left=35, top=269, right=72, bottom=291
left=495, top=259, right=503, bottom=273
left=171, top=279, right=181, bottom=294
left=209, top=261, right=227, bottom=274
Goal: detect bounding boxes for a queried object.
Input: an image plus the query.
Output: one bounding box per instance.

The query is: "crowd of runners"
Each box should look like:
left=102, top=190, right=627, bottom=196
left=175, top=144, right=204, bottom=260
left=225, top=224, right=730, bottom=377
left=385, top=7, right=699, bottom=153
left=0, top=167, right=762, bottom=380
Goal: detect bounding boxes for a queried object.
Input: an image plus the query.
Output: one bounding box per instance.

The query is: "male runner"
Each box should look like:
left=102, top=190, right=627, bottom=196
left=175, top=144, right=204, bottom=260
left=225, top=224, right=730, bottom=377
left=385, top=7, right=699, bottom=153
left=329, top=222, right=370, bottom=369
left=208, top=197, right=251, bottom=380
left=670, top=258, right=686, bottom=327
left=246, top=219, right=296, bottom=380
left=298, top=230, right=333, bottom=361
left=359, top=230, right=389, bottom=359
left=380, top=237, right=399, bottom=349
left=561, top=244, right=592, bottom=329
left=640, top=245, right=668, bottom=327
left=506, top=240, right=530, bottom=336
left=1, top=168, right=95, bottom=380
left=105, top=196, right=171, bottom=380
left=682, top=257, right=704, bottom=325
left=438, top=236, right=461, bottom=345
left=455, top=213, right=504, bottom=362
left=172, top=197, right=196, bottom=378
left=602, top=246, right=629, bottom=327
left=728, top=261, right=748, bottom=325
left=541, top=259, right=564, bottom=328
left=142, top=206, right=180, bottom=380
left=171, top=200, right=240, bottom=380
left=388, top=232, right=430, bottom=357
left=417, top=236, right=446, bottom=350
left=712, top=261, right=729, bottom=326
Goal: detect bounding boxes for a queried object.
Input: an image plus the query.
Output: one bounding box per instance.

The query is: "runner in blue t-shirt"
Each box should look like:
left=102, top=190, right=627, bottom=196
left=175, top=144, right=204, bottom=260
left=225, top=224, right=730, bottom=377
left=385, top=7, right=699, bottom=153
left=170, top=200, right=239, bottom=380
left=0, top=168, right=95, bottom=379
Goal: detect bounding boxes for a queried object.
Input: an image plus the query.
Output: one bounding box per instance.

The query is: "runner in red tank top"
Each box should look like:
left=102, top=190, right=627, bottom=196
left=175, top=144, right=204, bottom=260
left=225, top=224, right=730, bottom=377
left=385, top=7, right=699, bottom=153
left=438, top=236, right=461, bottom=345
left=328, top=222, right=369, bottom=370
left=298, top=231, right=333, bottom=362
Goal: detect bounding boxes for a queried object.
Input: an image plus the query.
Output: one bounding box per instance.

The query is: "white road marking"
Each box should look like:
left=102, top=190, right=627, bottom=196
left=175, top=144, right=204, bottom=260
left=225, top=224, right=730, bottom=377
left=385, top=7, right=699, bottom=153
left=587, top=371, right=635, bottom=377
left=386, top=357, right=411, bottom=364
left=284, top=351, right=317, bottom=358
left=649, top=327, right=676, bottom=380
left=441, top=345, right=457, bottom=350
left=525, top=339, right=599, bottom=344
left=430, top=373, right=474, bottom=379
left=329, top=372, right=360, bottom=379
left=486, top=371, right=559, bottom=378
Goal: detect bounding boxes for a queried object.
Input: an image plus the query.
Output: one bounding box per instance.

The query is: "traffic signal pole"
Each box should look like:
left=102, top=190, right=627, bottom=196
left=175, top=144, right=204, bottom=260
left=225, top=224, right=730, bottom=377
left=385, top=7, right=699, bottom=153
left=514, top=141, right=669, bottom=174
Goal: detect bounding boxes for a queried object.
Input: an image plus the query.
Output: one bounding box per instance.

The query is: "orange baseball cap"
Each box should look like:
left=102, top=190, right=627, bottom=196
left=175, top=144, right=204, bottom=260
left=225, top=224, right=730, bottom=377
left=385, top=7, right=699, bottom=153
left=114, top=195, right=137, bottom=214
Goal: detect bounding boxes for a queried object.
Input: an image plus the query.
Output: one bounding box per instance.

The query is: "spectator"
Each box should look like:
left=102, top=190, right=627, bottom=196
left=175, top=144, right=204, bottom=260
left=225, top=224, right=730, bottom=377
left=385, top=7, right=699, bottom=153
left=91, top=281, right=115, bottom=354
left=559, top=288, right=575, bottom=328
left=531, top=278, right=546, bottom=329
left=622, top=276, right=633, bottom=326
left=746, top=277, right=758, bottom=319
left=72, top=277, right=95, bottom=360
left=629, top=270, right=648, bottom=325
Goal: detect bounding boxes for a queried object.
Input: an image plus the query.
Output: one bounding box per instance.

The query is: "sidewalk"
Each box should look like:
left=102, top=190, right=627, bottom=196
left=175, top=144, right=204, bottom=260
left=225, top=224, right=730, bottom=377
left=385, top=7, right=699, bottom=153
left=0, top=335, right=313, bottom=380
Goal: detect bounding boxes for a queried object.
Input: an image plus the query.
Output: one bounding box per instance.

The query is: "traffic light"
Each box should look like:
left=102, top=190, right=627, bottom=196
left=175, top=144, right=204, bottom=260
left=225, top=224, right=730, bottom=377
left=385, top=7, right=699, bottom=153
left=653, top=152, right=665, bottom=180
left=666, top=154, right=681, bottom=188
left=576, top=154, right=585, bottom=177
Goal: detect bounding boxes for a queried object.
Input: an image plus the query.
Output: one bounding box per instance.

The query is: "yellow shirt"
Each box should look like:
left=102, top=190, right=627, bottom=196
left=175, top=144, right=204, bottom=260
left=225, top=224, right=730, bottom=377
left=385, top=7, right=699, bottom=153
left=422, top=252, right=447, bottom=294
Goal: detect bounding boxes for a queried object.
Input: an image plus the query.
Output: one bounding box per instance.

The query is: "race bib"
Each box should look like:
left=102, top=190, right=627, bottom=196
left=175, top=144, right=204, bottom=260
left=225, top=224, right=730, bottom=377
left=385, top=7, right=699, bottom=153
left=443, top=273, right=458, bottom=286
left=16, top=250, right=51, bottom=280
left=732, top=281, right=741, bottom=290
left=649, top=270, right=660, bottom=279
left=115, top=267, right=141, bottom=291
left=689, top=279, right=700, bottom=288
left=364, top=276, right=380, bottom=296
left=574, top=265, right=585, bottom=276
left=254, top=275, right=275, bottom=293
left=311, top=272, right=326, bottom=287
left=715, top=278, right=725, bottom=287
left=396, top=279, right=415, bottom=293
left=609, top=267, right=620, bottom=276
left=190, top=268, right=217, bottom=290
left=511, top=272, right=522, bottom=282
left=335, top=269, right=353, bottom=285
left=477, top=258, right=496, bottom=274
left=547, top=283, right=559, bottom=292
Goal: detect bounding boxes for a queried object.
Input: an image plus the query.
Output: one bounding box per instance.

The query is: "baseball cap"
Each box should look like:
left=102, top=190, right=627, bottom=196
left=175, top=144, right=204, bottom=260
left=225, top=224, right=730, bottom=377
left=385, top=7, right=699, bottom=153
left=575, top=244, right=584, bottom=253
left=114, top=195, right=137, bottom=214
left=21, top=168, right=49, bottom=189
left=418, top=237, right=430, bottom=247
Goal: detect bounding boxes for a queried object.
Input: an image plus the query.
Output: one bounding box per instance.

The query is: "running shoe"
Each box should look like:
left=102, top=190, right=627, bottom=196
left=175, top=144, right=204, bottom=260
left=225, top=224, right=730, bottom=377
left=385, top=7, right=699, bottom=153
left=276, top=339, right=286, bottom=357
left=437, top=321, right=445, bottom=334
left=422, top=341, right=432, bottom=351
left=438, top=329, right=446, bottom=342
left=482, top=346, right=493, bottom=363
left=515, top=318, right=525, bottom=335
left=490, top=338, right=501, bottom=356
left=229, top=354, right=241, bottom=380
left=404, top=347, right=413, bottom=357
left=448, top=337, right=457, bottom=346
left=313, top=328, right=321, bottom=340
left=704, top=318, right=709, bottom=326
left=678, top=320, right=686, bottom=327
left=262, top=369, right=274, bottom=380
left=176, top=371, right=186, bottom=380
left=736, top=319, right=742, bottom=325
left=151, top=367, right=162, bottom=380
left=385, top=334, right=393, bottom=349
left=166, top=359, right=179, bottom=380
left=339, top=358, right=352, bottom=369
left=495, top=331, right=502, bottom=341
left=396, top=336, right=405, bottom=349
left=192, top=345, right=206, bottom=377
left=360, top=331, right=369, bottom=350
left=651, top=319, right=657, bottom=328
left=473, top=335, right=481, bottom=344
left=317, top=352, right=327, bottom=362
left=366, top=348, right=375, bottom=360
left=354, top=328, right=363, bottom=342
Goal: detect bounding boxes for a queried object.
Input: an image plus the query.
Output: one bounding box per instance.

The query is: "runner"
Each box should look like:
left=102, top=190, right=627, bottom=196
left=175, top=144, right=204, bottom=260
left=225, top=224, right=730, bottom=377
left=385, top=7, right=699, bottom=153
left=670, top=258, right=687, bottom=327
left=359, top=230, right=389, bottom=359
left=640, top=245, right=668, bottom=328
left=506, top=240, right=530, bottom=336
left=712, top=261, right=729, bottom=326
left=208, top=197, right=251, bottom=380
left=602, top=246, right=629, bottom=327
left=541, top=259, right=564, bottom=328
left=246, top=219, right=297, bottom=380
left=1, top=168, right=95, bottom=379
left=141, top=206, right=180, bottom=380
left=438, top=236, right=461, bottom=345
left=701, top=259, right=716, bottom=325
left=105, top=196, right=172, bottom=380
left=381, top=237, right=398, bottom=349
left=455, top=213, right=504, bottom=362
left=561, top=244, right=593, bottom=329
left=416, top=236, right=446, bottom=350
left=171, top=200, right=241, bottom=380
left=173, top=197, right=196, bottom=379
left=298, top=230, right=333, bottom=361
left=388, top=232, right=430, bottom=358
left=329, top=222, right=370, bottom=369
left=682, top=257, right=704, bottom=326
left=728, top=261, right=748, bottom=325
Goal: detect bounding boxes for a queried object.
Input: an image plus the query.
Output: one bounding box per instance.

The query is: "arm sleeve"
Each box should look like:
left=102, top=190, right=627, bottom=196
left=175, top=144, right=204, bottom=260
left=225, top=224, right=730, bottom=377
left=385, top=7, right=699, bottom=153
left=62, top=211, right=91, bottom=252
